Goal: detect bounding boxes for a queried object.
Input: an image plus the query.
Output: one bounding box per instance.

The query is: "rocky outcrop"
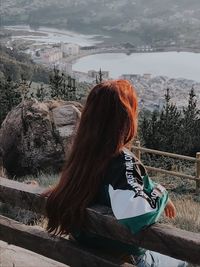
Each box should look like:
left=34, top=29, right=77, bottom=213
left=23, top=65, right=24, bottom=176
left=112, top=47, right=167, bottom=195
left=0, top=99, right=82, bottom=177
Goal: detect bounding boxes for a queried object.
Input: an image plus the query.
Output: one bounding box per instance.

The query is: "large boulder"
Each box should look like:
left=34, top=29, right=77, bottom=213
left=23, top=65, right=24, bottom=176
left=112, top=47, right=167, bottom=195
left=0, top=99, right=82, bottom=177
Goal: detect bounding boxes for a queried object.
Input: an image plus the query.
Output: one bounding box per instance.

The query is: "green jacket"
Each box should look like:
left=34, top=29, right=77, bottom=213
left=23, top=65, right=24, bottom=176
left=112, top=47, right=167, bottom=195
left=73, top=148, right=168, bottom=256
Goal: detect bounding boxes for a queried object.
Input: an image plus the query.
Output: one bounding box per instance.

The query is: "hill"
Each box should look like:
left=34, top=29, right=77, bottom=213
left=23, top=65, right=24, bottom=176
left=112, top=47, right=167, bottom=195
left=0, top=45, right=49, bottom=82
left=1, top=0, right=200, bottom=46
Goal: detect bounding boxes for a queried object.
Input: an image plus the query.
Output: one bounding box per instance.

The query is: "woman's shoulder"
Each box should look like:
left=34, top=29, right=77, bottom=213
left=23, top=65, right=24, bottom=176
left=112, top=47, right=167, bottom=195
left=105, top=148, right=146, bottom=187
left=110, top=148, right=138, bottom=165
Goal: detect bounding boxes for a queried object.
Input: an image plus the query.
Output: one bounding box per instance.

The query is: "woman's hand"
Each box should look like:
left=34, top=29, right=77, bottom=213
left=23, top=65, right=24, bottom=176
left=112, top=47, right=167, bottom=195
left=164, top=199, right=176, bottom=219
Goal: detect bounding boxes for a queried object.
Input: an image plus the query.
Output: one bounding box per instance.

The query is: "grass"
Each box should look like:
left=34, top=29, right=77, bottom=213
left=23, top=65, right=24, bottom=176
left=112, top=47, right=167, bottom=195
left=145, top=174, right=200, bottom=267
left=0, top=171, right=59, bottom=226
left=160, top=195, right=200, bottom=233
left=1, top=171, right=200, bottom=232
left=151, top=173, right=200, bottom=233
left=14, top=171, right=60, bottom=188
left=0, top=171, right=199, bottom=266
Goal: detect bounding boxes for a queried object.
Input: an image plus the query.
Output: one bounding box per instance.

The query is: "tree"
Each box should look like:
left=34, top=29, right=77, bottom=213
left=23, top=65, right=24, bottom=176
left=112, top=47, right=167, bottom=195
left=140, top=89, right=182, bottom=153
left=36, top=84, right=46, bottom=102
left=49, top=68, right=65, bottom=99
left=49, top=68, right=77, bottom=101
left=156, top=89, right=182, bottom=152
left=96, top=68, right=103, bottom=84
left=140, top=110, right=159, bottom=149
left=17, top=77, right=32, bottom=102
left=0, top=76, right=21, bottom=125
left=181, top=88, right=200, bottom=155
left=65, top=77, right=76, bottom=101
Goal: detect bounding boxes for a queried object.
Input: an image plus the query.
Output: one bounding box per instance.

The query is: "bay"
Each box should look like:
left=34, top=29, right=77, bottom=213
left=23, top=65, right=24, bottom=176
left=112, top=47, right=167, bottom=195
left=4, top=25, right=200, bottom=82
left=73, top=52, right=200, bottom=82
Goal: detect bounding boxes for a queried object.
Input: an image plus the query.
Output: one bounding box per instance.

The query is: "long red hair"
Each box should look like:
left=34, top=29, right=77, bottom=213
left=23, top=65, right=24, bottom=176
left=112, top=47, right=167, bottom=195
left=44, top=80, right=138, bottom=235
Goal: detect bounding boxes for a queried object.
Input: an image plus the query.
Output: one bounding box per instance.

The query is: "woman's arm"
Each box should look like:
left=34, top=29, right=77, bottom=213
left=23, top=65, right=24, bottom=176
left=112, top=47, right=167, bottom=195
left=164, top=198, right=176, bottom=218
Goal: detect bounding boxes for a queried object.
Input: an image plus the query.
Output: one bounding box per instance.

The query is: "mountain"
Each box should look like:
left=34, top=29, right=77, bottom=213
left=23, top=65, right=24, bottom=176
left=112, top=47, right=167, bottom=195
left=1, top=0, right=200, bottom=46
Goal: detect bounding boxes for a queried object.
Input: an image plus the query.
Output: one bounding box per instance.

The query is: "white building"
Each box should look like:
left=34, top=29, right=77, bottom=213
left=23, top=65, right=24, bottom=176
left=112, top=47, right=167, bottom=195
left=121, top=74, right=141, bottom=80
left=56, top=62, right=73, bottom=75
left=61, top=43, right=80, bottom=56
left=143, top=73, right=152, bottom=79
left=38, top=48, right=63, bottom=64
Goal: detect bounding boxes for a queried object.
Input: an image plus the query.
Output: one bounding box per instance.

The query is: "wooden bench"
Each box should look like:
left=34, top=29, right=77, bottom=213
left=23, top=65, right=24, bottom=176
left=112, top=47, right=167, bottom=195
left=0, top=177, right=200, bottom=267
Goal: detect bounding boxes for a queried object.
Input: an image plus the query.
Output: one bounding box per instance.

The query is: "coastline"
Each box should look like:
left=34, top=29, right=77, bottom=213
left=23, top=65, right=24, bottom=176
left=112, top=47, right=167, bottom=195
left=64, top=46, right=200, bottom=65
left=1, top=25, right=200, bottom=55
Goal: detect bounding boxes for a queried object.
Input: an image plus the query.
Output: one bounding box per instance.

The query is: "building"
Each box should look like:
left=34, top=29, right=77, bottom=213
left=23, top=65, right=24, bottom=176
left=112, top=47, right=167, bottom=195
left=121, top=74, right=141, bottom=80
left=61, top=43, right=80, bottom=56
left=36, top=48, right=63, bottom=64
left=56, top=62, right=73, bottom=75
left=136, top=45, right=153, bottom=52
left=143, top=73, right=152, bottom=79
left=88, top=70, right=109, bottom=79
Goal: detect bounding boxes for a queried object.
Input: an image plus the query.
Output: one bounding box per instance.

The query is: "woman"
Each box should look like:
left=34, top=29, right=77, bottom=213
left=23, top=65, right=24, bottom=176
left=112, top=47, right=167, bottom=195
left=44, top=80, right=186, bottom=267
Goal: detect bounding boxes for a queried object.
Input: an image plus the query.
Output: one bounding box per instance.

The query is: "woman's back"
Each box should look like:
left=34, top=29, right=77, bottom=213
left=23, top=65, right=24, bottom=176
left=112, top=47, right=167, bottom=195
left=44, top=80, right=187, bottom=267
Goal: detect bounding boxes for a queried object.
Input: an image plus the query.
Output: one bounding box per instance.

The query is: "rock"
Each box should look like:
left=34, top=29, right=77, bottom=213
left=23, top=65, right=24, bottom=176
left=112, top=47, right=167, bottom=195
left=0, top=99, right=82, bottom=177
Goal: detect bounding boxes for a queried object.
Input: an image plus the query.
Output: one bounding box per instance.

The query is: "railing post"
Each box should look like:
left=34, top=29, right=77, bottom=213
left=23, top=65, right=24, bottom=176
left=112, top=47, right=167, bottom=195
left=135, top=140, right=141, bottom=161
left=196, top=152, right=200, bottom=193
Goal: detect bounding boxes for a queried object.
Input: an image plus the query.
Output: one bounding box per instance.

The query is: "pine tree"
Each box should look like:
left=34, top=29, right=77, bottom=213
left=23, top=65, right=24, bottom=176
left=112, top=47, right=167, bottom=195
left=157, top=88, right=181, bottom=152
left=96, top=68, right=103, bottom=84
left=17, top=78, right=32, bottom=102
left=0, top=76, right=21, bottom=125
left=36, top=84, right=46, bottom=102
left=140, top=110, right=159, bottom=149
left=181, top=88, right=200, bottom=155
left=67, top=77, right=76, bottom=101
left=49, top=68, right=65, bottom=99
left=140, top=89, right=182, bottom=153
left=183, top=88, right=199, bottom=125
left=50, top=68, right=77, bottom=101
left=49, top=68, right=77, bottom=101
left=140, top=116, right=150, bottom=146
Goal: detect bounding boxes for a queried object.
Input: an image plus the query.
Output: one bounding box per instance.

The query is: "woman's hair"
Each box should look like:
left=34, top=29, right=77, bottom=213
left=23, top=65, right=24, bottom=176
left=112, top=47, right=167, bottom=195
left=44, top=80, right=138, bottom=235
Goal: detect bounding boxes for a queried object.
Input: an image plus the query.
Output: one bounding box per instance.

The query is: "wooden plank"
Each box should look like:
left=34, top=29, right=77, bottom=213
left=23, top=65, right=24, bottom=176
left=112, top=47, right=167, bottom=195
left=0, top=215, right=134, bottom=267
left=196, top=152, right=200, bottom=192
left=1, top=177, right=200, bottom=265
left=85, top=206, right=200, bottom=265
left=145, top=166, right=198, bottom=181
left=0, top=240, right=69, bottom=267
left=132, top=146, right=197, bottom=162
left=0, top=177, right=45, bottom=215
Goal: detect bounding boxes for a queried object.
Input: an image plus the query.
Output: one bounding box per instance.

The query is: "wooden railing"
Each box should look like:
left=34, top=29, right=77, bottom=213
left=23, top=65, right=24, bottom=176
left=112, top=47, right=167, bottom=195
left=0, top=177, right=200, bottom=267
left=132, top=141, right=200, bottom=192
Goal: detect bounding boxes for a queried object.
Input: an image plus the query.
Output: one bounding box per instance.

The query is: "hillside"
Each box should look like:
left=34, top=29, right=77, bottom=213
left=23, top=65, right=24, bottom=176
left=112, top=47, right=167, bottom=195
left=1, top=0, right=200, bottom=46
left=0, top=45, right=49, bottom=82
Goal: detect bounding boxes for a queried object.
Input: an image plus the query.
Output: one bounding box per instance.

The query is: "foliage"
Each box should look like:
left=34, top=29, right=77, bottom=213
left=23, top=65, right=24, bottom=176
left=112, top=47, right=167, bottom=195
left=180, top=88, right=200, bottom=155
left=17, top=78, right=32, bottom=102
left=0, top=45, right=49, bottom=83
left=95, top=68, right=104, bottom=84
left=2, top=0, right=200, bottom=47
left=35, top=84, right=46, bottom=102
left=0, top=65, right=87, bottom=126
left=0, top=76, right=21, bottom=125
left=140, top=88, right=200, bottom=156
left=49, top=68, right=77, bottom=101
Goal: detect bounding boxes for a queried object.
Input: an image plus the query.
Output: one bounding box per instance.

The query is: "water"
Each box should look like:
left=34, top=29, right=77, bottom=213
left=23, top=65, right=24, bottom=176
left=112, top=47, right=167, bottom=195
left=4, top=25, right=101, bottom=46
left=73, top=52, right=200, bottom=82
left=4, top=25, right=200, bottom=82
